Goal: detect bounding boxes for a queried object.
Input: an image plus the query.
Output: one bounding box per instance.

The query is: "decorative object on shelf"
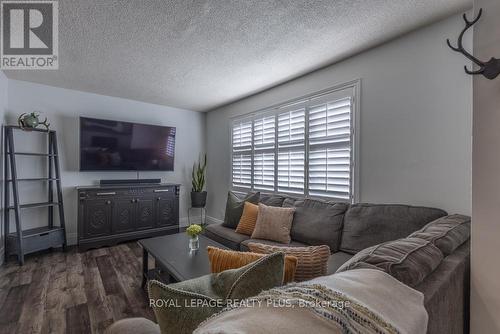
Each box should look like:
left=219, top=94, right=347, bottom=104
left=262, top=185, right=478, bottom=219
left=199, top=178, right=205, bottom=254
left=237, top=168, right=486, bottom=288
left=447, top=8, right=500, bottom=80
left=186, top=224, right=203, bottom=251
left=17, top=112, right=50, bottom=131
left=191, top=154, right=207, bottom=208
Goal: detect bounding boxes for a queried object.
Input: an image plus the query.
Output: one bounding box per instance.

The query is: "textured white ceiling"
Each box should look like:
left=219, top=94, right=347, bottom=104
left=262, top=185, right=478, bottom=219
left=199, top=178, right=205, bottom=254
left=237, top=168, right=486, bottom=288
left=4, top=0, right=471, bottom=111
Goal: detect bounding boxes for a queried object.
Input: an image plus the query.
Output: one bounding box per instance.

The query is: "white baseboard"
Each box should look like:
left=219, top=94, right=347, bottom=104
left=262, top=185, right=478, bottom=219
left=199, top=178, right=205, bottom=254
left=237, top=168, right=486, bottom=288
left=206, top=216, right=223, bottom=225
left=180, top=217, right=190, bottom=227
left=67, top=233, right=78, bottom=246
left=181, top=216, right=222, bottom=226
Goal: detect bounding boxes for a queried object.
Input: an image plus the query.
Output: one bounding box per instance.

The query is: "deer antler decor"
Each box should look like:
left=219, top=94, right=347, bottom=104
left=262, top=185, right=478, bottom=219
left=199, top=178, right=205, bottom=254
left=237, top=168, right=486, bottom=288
left=447, top=8, right=500, bottom=80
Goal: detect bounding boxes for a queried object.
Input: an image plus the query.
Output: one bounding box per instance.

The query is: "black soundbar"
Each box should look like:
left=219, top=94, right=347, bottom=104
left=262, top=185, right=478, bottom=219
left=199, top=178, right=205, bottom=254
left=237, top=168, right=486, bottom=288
left=100, top=179, right=161, bottom=185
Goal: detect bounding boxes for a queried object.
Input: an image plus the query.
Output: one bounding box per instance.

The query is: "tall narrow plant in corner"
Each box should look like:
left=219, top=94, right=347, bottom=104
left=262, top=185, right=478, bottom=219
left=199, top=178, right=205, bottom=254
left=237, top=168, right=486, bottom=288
left=191, top=154, right=207, bottom=208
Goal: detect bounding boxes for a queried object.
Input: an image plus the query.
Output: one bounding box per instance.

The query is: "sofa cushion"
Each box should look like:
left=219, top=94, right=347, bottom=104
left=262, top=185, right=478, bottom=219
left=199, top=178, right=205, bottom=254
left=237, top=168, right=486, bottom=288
left=204, top=223, right=250, bottom=250
left=340, top=204, right=447, bottom=254
left=247, top=243, right=330, bottom=282
left=408, top=214, right=470, bottom=256
left=207, top=246, right=297, bottom=283
left=283, top=198, right=348, bottom=251
left=222, top=191, right=260, bottom=229
left=326, top=251, right=354, bottom=275
left=251, top=204, right=295, bottom=244
left=239, top=238, right=307, bottom=251
left=235, top=202, right=259, bottom=236
left=337, top=237, right=444, bottom=287
left=259, top=194, right=287, bottom=207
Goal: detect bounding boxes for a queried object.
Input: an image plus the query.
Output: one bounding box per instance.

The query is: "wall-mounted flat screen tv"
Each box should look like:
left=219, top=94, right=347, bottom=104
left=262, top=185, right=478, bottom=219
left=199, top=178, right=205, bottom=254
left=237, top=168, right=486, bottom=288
left=80, top=117, right=176, bottom=171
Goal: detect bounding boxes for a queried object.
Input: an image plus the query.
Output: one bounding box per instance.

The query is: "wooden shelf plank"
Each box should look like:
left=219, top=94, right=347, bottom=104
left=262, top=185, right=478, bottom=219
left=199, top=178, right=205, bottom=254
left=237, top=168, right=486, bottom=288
left=7, top=152, right=57, bottom=156
left=7, top=226, right=64, bottom=238
left=4, top=125, right=54, bottom=133
left=7, top=202, right=60, bottom=210
left=6, top=178, right=59, bottom=182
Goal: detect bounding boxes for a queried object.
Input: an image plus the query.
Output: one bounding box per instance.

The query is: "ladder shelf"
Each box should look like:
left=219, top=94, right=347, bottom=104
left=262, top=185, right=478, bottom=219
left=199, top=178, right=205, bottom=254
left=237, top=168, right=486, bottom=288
left=4, top=125, right=67, bottom=265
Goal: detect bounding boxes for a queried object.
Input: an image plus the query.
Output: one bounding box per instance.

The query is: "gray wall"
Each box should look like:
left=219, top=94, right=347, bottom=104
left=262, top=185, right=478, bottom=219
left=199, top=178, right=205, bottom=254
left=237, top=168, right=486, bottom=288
left=5, top=79, right=206, bottom=245
left=205, top=13, right=473, bottom=221
left=471, top=1, right=500, bottom=332
left=0, top=72, right=7, bottom=263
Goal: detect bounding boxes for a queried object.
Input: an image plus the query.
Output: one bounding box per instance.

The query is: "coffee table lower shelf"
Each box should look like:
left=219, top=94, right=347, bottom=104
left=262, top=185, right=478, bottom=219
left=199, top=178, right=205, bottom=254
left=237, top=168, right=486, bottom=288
left=139, top=232, right=229, bottom=289
left=142, top=249, right=179, bottom=288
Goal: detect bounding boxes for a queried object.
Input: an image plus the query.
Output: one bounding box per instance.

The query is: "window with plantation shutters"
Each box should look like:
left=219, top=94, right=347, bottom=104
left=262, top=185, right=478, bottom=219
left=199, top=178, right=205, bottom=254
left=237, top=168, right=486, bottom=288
left=230, top=81, right=358, bottom=202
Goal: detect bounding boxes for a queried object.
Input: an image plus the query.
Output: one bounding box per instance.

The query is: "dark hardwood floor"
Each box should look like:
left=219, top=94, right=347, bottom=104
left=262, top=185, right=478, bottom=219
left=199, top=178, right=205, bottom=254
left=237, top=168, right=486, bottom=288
left=0, top=242, right=155, bottom=334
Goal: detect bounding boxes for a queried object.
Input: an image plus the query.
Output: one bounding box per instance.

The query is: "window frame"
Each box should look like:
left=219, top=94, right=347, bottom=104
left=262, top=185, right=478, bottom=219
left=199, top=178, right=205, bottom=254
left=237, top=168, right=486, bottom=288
left=229, top=79, right=360, bottom=203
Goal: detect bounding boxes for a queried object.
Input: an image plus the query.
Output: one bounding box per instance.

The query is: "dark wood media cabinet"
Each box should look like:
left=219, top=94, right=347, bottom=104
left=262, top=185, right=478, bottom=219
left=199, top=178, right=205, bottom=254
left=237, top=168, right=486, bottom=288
left=77, top=183, right=180, bottom=251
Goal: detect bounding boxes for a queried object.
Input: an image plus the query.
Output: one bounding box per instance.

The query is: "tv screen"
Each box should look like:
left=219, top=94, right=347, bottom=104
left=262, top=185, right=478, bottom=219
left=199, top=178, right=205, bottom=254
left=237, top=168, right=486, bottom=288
left=79, top=117, right=176, bottom=171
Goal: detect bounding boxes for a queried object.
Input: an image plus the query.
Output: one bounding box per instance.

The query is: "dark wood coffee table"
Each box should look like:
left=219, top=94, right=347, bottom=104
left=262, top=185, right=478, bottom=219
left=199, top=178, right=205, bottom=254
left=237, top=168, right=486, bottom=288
left=139, top=233, right=228, bottom=287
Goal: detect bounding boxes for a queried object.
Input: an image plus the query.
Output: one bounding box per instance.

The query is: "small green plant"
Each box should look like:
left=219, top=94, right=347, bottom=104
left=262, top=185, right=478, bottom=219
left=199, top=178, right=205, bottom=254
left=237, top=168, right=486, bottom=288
left=192, top=154, right=207, bottom=192
left=186, top=224, right=203, bottom=238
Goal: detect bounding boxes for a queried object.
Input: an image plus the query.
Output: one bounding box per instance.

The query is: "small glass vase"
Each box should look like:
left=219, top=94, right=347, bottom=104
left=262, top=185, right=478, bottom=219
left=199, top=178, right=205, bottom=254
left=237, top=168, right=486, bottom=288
left=189, top=235, right=199, bottom=251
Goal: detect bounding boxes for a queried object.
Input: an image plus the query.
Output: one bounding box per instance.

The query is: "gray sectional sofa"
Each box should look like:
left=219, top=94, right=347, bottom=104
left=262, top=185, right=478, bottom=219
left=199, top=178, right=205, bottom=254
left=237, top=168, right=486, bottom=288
left=204, top=193, right=471, bottom=334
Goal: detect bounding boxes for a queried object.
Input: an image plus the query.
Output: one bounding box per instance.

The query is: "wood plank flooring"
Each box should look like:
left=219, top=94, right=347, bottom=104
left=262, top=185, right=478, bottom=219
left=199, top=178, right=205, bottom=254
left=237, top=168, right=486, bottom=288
left=0, top=242, right=155, bottom=334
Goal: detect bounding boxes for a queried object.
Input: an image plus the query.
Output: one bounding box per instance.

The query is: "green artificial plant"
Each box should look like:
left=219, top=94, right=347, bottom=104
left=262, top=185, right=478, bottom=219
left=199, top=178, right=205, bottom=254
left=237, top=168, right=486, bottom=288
left=192, top=154, right=207, bottom=192
left=186, top=224, right=203, bottom=238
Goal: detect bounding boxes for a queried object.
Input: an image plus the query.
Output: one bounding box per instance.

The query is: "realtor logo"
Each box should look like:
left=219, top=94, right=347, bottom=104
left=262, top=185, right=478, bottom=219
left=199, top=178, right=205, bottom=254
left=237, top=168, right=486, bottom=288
left=1, top=0, right=58, bottom=69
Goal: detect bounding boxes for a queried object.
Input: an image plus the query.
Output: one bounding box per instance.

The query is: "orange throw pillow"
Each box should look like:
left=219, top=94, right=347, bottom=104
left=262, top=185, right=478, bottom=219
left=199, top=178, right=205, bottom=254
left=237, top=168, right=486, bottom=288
left=207, top=246, right=298, bottom=283
left=235, top=202, right=259, bottom=235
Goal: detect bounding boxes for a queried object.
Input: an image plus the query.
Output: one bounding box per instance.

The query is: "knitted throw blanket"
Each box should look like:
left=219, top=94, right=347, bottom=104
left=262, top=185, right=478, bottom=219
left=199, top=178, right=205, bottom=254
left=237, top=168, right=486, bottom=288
left=195, top=269, right=428, bottom=334
left=249, top=283, right=400, bottom=334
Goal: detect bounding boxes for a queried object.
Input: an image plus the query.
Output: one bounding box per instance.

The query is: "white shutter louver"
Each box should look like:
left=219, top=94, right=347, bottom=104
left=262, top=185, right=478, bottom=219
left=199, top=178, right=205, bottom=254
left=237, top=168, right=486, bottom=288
left=232, top=120, right=252, bottom=188
left=308, top=98, right=352, bottom=199
left=278, top=150, right=305, bottom=193
left=278, top=108, right=305, bottom=144
left=232, top=153, right=252, bottom=187
left=253, top=152, right=275, bottom=191
left=253, top=115, right=275, bottom=190
left=278, top=108, right=305, bottom=193
left=253, top=116, right=275, bottom=149
left=232, top=120, right=252, bottom=149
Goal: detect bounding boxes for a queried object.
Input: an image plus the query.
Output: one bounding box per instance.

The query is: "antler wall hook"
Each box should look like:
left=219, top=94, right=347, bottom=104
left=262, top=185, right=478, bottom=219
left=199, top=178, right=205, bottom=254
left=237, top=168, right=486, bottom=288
left=447, top=8, right=500, bottom=80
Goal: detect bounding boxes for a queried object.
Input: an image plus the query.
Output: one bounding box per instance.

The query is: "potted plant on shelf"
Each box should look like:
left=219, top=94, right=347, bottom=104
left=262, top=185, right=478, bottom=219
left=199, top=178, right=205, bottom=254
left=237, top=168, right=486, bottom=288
left=191, top=154, right=207, bottom=208
left=186, top=224, right=203, bottom=251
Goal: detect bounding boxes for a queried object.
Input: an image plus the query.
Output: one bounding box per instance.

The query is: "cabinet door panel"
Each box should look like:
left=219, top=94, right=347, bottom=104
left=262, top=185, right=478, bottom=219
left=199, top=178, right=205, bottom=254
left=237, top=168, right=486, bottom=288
left=156, top=197, right=177, bottom=227
left=136, top=198, right=155, bottom=229
left=84, top=199, right=112, bottom=238
left=112, top=198, right=136, bottom=233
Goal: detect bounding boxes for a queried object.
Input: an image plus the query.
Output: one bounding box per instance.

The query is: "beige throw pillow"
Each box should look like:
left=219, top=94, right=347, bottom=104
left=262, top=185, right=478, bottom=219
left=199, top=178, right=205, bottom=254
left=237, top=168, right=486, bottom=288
left=251, top=203, right=295, bottom=244
left=248, top=242, right=330, bottom=282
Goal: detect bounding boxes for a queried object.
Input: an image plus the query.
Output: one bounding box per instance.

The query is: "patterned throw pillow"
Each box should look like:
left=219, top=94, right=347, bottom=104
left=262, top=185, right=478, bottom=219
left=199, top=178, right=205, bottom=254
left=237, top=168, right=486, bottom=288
left=148, top=252, right=286, bottom=334
left=251, top=203, right=295, bottom=244
left=235, top=202, right=259, bottom=235
left=222, top=191, right=260, bottom=229
left=207, top=246, right=297, bottom=283
left=248, top=242, right=330, bottom=282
